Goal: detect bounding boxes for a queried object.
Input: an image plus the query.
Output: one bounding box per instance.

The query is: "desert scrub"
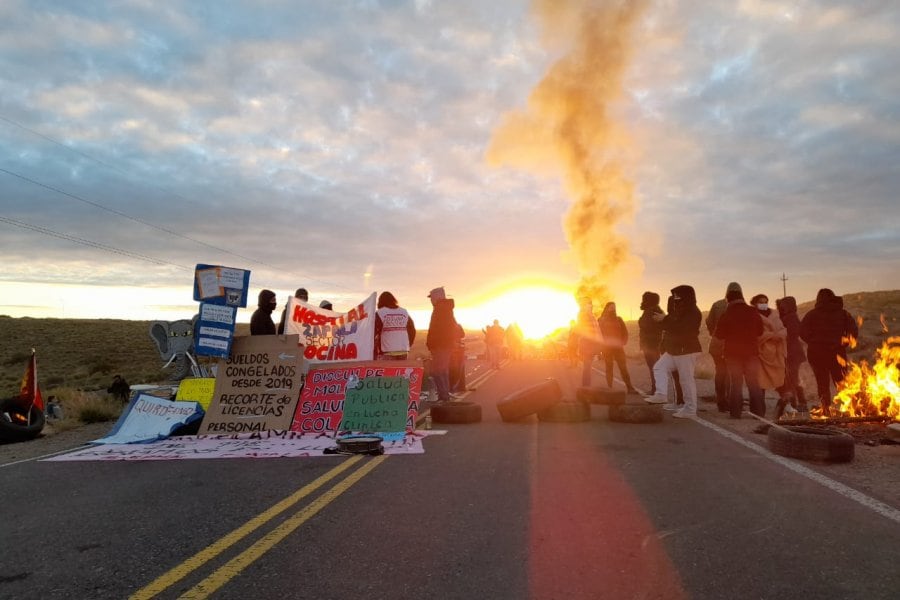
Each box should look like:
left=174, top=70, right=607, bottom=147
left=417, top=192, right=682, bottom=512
left=51, top=387, right=123, bottom=424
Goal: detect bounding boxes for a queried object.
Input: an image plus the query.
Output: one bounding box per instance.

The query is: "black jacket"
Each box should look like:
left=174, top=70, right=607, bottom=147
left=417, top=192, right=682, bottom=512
left=661, top=285, right=702, bottom=355
left=714, top=299, right=763, bottom=359
left=638, top=306, right=664, bottom=352
left=776, top=296, right=806, bottom=367
left=250, top=290, right=277, bottom=336
left=426, top=299, right=459, bottom=351
left=799, top=289, right=858, bottom=352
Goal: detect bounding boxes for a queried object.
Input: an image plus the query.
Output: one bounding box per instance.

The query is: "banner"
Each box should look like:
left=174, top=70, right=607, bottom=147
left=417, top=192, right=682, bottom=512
left=198, top=335, right=303, bottom=435
left=291, top=361, right=423, bottom=438
left=92, top=394, right=203, bottom=444
left=284, top=293, right=376, bottom=364
left=16, top=351, right=44, bottom=412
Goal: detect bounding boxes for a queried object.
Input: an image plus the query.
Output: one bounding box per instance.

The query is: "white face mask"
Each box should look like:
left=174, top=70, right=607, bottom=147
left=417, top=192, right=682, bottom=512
left=757, top=303, right=769, bottom=311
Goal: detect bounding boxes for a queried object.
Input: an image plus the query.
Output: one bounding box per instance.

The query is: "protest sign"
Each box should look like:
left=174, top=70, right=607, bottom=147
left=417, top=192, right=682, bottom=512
left=291, top=361, right=423, bottom=436
left=283, top=293, right=376, bottom=364
left=92, top=394, right=203, bottom=444
left=175, top=378, right=216, bottom=410
left=199, top=335, right=303, bottom=435
left=192, top=264, right=251, bottom=358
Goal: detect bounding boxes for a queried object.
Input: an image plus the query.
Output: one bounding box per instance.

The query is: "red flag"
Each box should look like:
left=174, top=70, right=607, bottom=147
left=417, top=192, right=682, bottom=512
left=17, top=351, right=44, bottom=412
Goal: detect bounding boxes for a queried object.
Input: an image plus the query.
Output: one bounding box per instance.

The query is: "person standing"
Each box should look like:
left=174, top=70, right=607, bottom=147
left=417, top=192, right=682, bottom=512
left=644, top=293, right=686, bottom=409
left=505, top=322, right=524, bottom=361
left=706, top=283, right=737, bottom=412
left=713, top=283, right=764, bottom=418
left=250, top=289, right=277, bottom=335
left=800, top=288, right=858, bottom=417
left=776, top=296, right=808, bottom=414
left=598, top=302, right=637, bottom=393
left=658, top=286, right=702, bottom=418
left=277, top=288, right=308, bottom=334
left=484, top=319, right=505, bottom=369
left=638, top=292, right=664, bottom=395
left=375, top=291, right=416, bottom=360
left=576, top=298, right=601, bottom=387
left=426, top=287, right=459, bottom=403
left=750, top=294, right=787, bottom=420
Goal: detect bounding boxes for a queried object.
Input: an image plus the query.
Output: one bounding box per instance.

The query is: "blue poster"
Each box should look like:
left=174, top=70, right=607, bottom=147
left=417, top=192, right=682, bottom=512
left=192, top=264, right=250, bottom=358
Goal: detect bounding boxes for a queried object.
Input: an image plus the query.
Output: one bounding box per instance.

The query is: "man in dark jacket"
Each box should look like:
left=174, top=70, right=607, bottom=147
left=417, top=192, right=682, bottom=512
left=638, top=292, right=664, bottom=395
left=660, top=285, right=702, bottom=418
left=706, top=282, right=739, bottom=411
left=426, top=287, right=460, bottom=403
left=799, top=288, right=858, bottom=417
left=776, top=296, right=807, bottom=416
left=250, top=289, right=277, bottom=335
left=714, top=283, right=764, bottom=418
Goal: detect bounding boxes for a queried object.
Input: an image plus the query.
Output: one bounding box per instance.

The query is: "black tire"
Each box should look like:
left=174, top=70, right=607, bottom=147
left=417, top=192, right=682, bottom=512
left=0, top=399, right=45, bottom=443
left=497, top=379, right=562, bottom=422
left=767, top=425, right=855, bottom=463
left=608, top=403, right=663, bottom=424
left=431, top=401, right=482, bottom=424
left=575, top=387, right=626, bottom=406
left=538, top=401, right=591, bottom=423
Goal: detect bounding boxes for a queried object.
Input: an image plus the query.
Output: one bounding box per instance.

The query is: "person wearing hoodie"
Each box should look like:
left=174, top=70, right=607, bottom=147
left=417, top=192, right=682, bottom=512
left=638, top=292, right=665, bottom=395
left=706, top=283, right=739, bottom=412
left=277, top=287, right=309, bottom=334
left=750, top=293, right=787, bottom=420
left=250, top=289, right=277, bottom=335
left=799, top=288, right=858, bottom=417
left=426, top=286, right=460, bottom=403
left=647, top=285, right=702, bottom=418
left=644, top=293, right=686, bottom=408
left=576, top=297, right=602, bottom=387
left=713, top=283, right=764, bottom=418
left=776, top=296, right=808, bottom=414
left=598, top=302, right=637, bottom=393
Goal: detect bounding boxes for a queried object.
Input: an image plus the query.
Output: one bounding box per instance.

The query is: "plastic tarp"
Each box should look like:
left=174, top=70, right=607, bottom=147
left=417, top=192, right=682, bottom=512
left=92, top=393, right=204, bottom=444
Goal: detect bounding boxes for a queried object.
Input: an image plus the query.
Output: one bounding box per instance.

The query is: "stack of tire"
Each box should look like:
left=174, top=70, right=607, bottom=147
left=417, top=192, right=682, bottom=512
left=430, top=400, right=482, bottom=424
left=576, top=387, right=662, bottom=424
left=497, top=379, right=590, bottom=423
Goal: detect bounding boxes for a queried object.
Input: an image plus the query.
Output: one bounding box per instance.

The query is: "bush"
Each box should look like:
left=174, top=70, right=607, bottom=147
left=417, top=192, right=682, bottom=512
left=50, top=387, right=122, bottom=424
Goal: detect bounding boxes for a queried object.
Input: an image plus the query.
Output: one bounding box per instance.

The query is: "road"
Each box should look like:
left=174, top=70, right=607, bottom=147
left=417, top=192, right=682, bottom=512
left=1, top=356, right=899, bottom=599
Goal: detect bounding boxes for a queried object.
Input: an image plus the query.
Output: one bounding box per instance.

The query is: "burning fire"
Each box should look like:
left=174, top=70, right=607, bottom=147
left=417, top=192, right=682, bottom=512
left=817, top=336, right=900, bottom=420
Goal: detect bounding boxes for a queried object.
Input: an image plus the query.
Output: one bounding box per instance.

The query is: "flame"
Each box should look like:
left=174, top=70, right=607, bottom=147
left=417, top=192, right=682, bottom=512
left=818, top=336, right=900, bottom=420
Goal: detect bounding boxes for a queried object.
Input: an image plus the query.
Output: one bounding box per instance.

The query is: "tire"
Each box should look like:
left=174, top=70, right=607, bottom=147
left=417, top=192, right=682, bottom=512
left=431, top=401, right=482, bottom=424
left=575, top=387, right=626, bottom=406
left=607, top=403, right=663, bottom=424
left=0, top=399, right=46, bottom=443
left=538, top=401, right=591, bottom=423
left=497, top=379, right=562, bottom=422
left=767, top=425, right=855, bottom=463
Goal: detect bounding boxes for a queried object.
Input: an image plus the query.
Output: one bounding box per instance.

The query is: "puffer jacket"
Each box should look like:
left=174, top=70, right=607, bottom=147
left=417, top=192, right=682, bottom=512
left=799, top=289, right=858, bottom=353
left=661, top=285, right=702, bottom=355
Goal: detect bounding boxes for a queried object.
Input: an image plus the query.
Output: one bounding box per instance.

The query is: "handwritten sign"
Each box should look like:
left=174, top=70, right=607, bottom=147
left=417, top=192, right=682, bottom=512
left=199, top=335, right=302, bottom=434
left=175, top=378, right=216, bottom=410
left=339, top=376, right=409, bottom=433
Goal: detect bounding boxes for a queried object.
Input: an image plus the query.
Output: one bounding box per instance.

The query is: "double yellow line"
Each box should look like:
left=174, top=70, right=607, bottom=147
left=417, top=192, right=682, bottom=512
left=130, top=454, right=386, bottom=600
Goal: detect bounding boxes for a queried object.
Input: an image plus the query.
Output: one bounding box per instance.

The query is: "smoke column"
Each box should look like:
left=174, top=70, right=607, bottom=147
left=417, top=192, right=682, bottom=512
left=487, top=0, right=647, bottom=305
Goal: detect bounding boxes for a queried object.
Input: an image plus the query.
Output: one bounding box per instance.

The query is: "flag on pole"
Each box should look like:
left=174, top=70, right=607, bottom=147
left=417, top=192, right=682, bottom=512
left=17, top=350, right=44, bottom=413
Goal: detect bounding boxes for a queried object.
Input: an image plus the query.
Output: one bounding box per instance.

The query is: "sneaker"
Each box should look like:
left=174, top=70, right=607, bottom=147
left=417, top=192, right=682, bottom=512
left=673, top=409, right=696, bottom=419
left=644, top=394, right=668, bottom=404
left=663, top=404, right=678, bottom=411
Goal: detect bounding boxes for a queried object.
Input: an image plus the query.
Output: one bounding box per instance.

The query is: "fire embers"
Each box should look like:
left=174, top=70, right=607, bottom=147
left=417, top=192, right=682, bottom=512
left=816, top=335, right=900, bottom=420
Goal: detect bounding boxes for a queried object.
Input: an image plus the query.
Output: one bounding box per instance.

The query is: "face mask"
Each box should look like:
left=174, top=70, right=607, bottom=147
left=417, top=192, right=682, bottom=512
left=757, top=303, right=768, bottom=311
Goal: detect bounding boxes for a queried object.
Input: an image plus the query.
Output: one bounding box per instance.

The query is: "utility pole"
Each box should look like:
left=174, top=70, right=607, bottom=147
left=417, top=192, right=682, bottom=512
left=781, top=273, right=788, bottom=298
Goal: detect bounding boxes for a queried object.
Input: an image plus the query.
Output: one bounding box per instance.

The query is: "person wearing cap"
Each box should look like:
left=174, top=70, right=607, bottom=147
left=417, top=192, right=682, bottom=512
left=250, top=289, right=277, bottom=335
left=278, top=287, right=309, bottom=334
left=426, top=287, right=459, bottom=402
left=713, top=282, right=764, bottom=418
left=706, top=283, right=739, bottom=412
left=319, top=300, right=333, bottom=310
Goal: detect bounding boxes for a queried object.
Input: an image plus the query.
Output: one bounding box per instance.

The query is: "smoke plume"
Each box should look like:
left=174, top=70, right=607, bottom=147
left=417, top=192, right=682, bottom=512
left=487, top=0, right=646, bottom=305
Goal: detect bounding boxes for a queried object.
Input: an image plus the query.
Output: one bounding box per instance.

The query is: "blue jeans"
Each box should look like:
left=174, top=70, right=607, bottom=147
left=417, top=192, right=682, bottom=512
left=726, top=354, right=764, bottom=417
left=431, top=349, right=452, bottom=401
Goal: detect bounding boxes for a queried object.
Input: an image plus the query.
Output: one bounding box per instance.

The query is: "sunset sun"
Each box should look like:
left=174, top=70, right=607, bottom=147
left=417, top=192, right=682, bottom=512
left=458, top=284, right=578, bottom=340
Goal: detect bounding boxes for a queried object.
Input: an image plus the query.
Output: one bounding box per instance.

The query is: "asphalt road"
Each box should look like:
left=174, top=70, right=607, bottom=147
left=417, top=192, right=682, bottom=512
left=1, top=357, right=899, bottom=600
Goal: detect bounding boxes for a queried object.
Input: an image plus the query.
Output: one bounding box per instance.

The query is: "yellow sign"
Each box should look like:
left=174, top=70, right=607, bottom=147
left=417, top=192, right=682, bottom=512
left=176, top=378, right=217, bottom=410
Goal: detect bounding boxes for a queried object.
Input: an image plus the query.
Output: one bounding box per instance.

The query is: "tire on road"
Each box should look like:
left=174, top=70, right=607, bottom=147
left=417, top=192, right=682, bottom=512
left=767, top=425, right=855, bottom=463
left=497, top=378, right=562, bottom=422
left=0, top=399, right=46, bottom=443
left=538, top=401, right=591, bottom=423
left=607, top=403, right=663, bottom=424
left=431, top=401, right=482, bottom=424
left=575, top=387, right=626, bottom=406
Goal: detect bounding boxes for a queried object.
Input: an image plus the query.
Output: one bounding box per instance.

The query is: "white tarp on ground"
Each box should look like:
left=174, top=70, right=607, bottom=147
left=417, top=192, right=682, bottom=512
left=46, top=430, right=445, bottom=461
left=91, top=394, right=204, bottom=445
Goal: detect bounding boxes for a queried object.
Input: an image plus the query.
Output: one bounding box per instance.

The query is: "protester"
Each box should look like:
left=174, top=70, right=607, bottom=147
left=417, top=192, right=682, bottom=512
left=706, top=283, right=736, bottom=412
left=483, top=319, right=505, bottom=369
left=277, top=288, right=308, bottom=334
left=649, top=286, right=702, bottom=418
left=250, top=289, right=277, bottom=335
left=576, top=298, right=601, bottom=387
left=505, top=322, right=524, bottom=361
left=713, top=283, right=764, bottom=418
left=107, top=374, right=131, bottom=403
left=374, top=291, right=416, bottom=360
left=319, top=300, right=333, bottom=310
left=450, top=323, right=467, bottom=394
left=638, top=292, right=664, bottom=395
left=426, top=287, right=459, bottom=403
left=598, top=302, right=637, bottom=393
left=750, top=294, right=788, bottom=420
left=799, top=288, right=858, bottom=417
left=644, top=293, right=686, bottom=409
left=776, top=296, right=808, bottom=414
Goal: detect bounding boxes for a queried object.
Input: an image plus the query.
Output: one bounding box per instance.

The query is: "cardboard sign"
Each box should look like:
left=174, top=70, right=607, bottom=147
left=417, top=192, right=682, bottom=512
left=92, top=394, right=203, bottom=444
left=175, top=378, right=216, bottom=410
left=339, top=376, right=409, bottom=433
left=291, top=361, right=423, bottom=435
left=199, top=335, right=303, bottom=435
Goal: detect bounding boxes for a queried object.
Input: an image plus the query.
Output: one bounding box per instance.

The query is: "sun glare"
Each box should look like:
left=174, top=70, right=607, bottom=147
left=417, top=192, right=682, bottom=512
left=458, top=285, right=578, bottom=340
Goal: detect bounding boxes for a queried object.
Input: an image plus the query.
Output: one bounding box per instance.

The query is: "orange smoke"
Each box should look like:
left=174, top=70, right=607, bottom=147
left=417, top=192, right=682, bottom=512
left=487, top=0, right=648, bottom=304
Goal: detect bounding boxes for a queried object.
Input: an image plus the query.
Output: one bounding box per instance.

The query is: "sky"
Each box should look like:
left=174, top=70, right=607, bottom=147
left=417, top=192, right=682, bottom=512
left=1, top=0, right=899, bottom=336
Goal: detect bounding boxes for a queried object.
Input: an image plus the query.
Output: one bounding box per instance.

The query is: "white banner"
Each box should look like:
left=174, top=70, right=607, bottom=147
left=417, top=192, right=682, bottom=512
left=284, top=293, right=377, bottom=364
left=45, top=430, right=446, bottom=461
left=92, top=394, right=203, bottom=445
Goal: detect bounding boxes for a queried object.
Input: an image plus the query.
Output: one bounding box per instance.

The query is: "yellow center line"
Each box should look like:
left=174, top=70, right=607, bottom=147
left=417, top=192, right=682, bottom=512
left=178, top=455, right=388, bottom=600
left=129, top=455, right=364, bottom=600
